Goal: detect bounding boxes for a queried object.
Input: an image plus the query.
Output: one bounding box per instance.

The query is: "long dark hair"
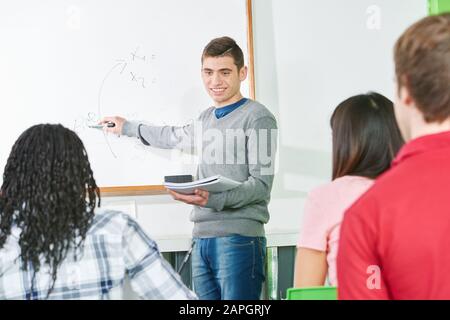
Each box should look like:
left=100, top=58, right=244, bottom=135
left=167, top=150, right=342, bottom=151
left=0, top=124, right=100, bottom=298
left=331, top=92, right=404, bottom=180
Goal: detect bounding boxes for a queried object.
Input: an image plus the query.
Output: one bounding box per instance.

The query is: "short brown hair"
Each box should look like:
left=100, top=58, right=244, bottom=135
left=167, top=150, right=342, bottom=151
left=331, top=92, right=404, bottom=180
left=202, top=36, right=245, bottom=71
left=394, top=13, right=450, bottom=123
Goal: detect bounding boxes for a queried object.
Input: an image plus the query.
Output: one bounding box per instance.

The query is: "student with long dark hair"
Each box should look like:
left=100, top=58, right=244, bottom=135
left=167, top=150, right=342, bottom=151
left=294, top=92, right=404, bottom=287
left=0, top=124, right=197, bottom=300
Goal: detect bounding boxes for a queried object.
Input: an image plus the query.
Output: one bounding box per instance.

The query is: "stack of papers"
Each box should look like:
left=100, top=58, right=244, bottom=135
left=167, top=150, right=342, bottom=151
left=164, top=175, right=241, bottom=195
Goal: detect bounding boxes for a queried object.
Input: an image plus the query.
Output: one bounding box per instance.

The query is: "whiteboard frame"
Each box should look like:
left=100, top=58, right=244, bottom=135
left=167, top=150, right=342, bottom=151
left=102, top=0, right=255, bottom=197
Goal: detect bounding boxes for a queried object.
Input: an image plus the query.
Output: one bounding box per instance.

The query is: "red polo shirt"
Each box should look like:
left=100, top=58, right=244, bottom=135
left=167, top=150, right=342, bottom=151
left=337, top=131, right=450, bottom=300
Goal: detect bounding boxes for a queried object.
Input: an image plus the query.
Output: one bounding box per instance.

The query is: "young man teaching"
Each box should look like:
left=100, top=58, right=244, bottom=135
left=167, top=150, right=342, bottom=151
left=101, top=37, right=278, bottom=300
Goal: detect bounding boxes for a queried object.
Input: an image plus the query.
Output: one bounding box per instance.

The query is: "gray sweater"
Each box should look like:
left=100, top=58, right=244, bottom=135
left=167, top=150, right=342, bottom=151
left=122, top=99, right=277, bottom=238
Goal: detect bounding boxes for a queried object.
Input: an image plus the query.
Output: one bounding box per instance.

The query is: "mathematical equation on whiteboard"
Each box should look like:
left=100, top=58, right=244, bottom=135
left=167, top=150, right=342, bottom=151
left=97, top=47, right=158, bottom=120
left=71, top=47, right=158, bottom=158
left=115, top=46, right=157, bottom=88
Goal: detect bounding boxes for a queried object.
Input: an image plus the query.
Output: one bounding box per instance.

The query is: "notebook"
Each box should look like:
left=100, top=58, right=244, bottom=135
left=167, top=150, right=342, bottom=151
left=164, top=175, right=241, bottom=195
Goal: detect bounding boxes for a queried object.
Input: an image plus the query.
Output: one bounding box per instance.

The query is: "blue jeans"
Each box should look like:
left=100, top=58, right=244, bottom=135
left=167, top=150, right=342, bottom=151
left=191, top=235, right=266, bottom=300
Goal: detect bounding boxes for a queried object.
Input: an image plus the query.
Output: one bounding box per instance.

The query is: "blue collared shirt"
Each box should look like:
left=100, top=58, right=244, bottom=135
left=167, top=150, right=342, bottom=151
left=214, top=98, right=248, bottom=119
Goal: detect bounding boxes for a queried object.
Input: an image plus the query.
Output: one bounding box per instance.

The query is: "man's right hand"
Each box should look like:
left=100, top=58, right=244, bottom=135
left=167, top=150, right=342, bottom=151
left=99, top=116, right=126, bottom=135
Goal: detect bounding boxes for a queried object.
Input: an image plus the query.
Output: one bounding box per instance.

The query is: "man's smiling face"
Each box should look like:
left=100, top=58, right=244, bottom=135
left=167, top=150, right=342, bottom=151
left=201, top=55, right=247, bottom=107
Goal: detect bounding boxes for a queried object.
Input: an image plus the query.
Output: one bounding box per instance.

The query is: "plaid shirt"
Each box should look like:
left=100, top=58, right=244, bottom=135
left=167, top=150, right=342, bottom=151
left=0, top=209, right=197, bottom=300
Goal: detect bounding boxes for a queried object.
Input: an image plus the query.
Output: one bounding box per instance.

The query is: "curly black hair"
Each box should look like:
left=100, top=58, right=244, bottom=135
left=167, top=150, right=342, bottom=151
left=0, top=124, right=100, bottom=298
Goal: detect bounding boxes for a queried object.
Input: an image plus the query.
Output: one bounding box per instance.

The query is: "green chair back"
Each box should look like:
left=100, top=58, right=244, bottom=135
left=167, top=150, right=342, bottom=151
left=429, top=0, right=450, bottom=15
left=286, top=286, right=338, bottom=300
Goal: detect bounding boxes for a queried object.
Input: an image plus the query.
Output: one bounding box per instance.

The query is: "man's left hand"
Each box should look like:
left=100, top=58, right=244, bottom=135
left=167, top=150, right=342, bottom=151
left=167, top=189, right=209, bottom=207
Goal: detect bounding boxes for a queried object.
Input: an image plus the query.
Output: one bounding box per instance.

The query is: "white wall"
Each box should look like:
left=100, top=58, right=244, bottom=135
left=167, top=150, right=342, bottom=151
left=102, top=195, right=193, bottom=251
left=252, top=0, right=427, bottom=234
left=105, top=0, right=428, bottom=248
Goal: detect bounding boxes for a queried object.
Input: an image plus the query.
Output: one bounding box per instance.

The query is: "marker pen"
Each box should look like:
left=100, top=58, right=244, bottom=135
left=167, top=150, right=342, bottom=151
left=88, top=122, right=116, bottom=129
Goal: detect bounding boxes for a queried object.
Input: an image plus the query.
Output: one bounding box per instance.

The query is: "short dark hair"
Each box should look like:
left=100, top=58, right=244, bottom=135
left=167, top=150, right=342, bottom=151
left=331, top=92, right=405, bottom=180
left=394, top=13, right=450, bottom=123
left=0, top=124, right=100, bottom=297
left=202, top=36, right=245, bottom=70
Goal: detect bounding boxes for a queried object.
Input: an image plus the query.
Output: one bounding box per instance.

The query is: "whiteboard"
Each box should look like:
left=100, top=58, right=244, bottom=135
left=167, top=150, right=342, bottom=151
left=0, top=0, right=251, bottom=188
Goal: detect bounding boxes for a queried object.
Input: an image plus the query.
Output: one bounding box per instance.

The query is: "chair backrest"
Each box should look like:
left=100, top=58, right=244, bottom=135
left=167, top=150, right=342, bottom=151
left=428, top=0, right=450, bottom=15
left=286, top=286, right=338, bottom=300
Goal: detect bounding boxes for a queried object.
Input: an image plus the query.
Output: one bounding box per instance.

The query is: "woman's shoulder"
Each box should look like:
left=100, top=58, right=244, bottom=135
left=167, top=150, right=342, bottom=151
left=308, top=175, right=373, bottom=204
